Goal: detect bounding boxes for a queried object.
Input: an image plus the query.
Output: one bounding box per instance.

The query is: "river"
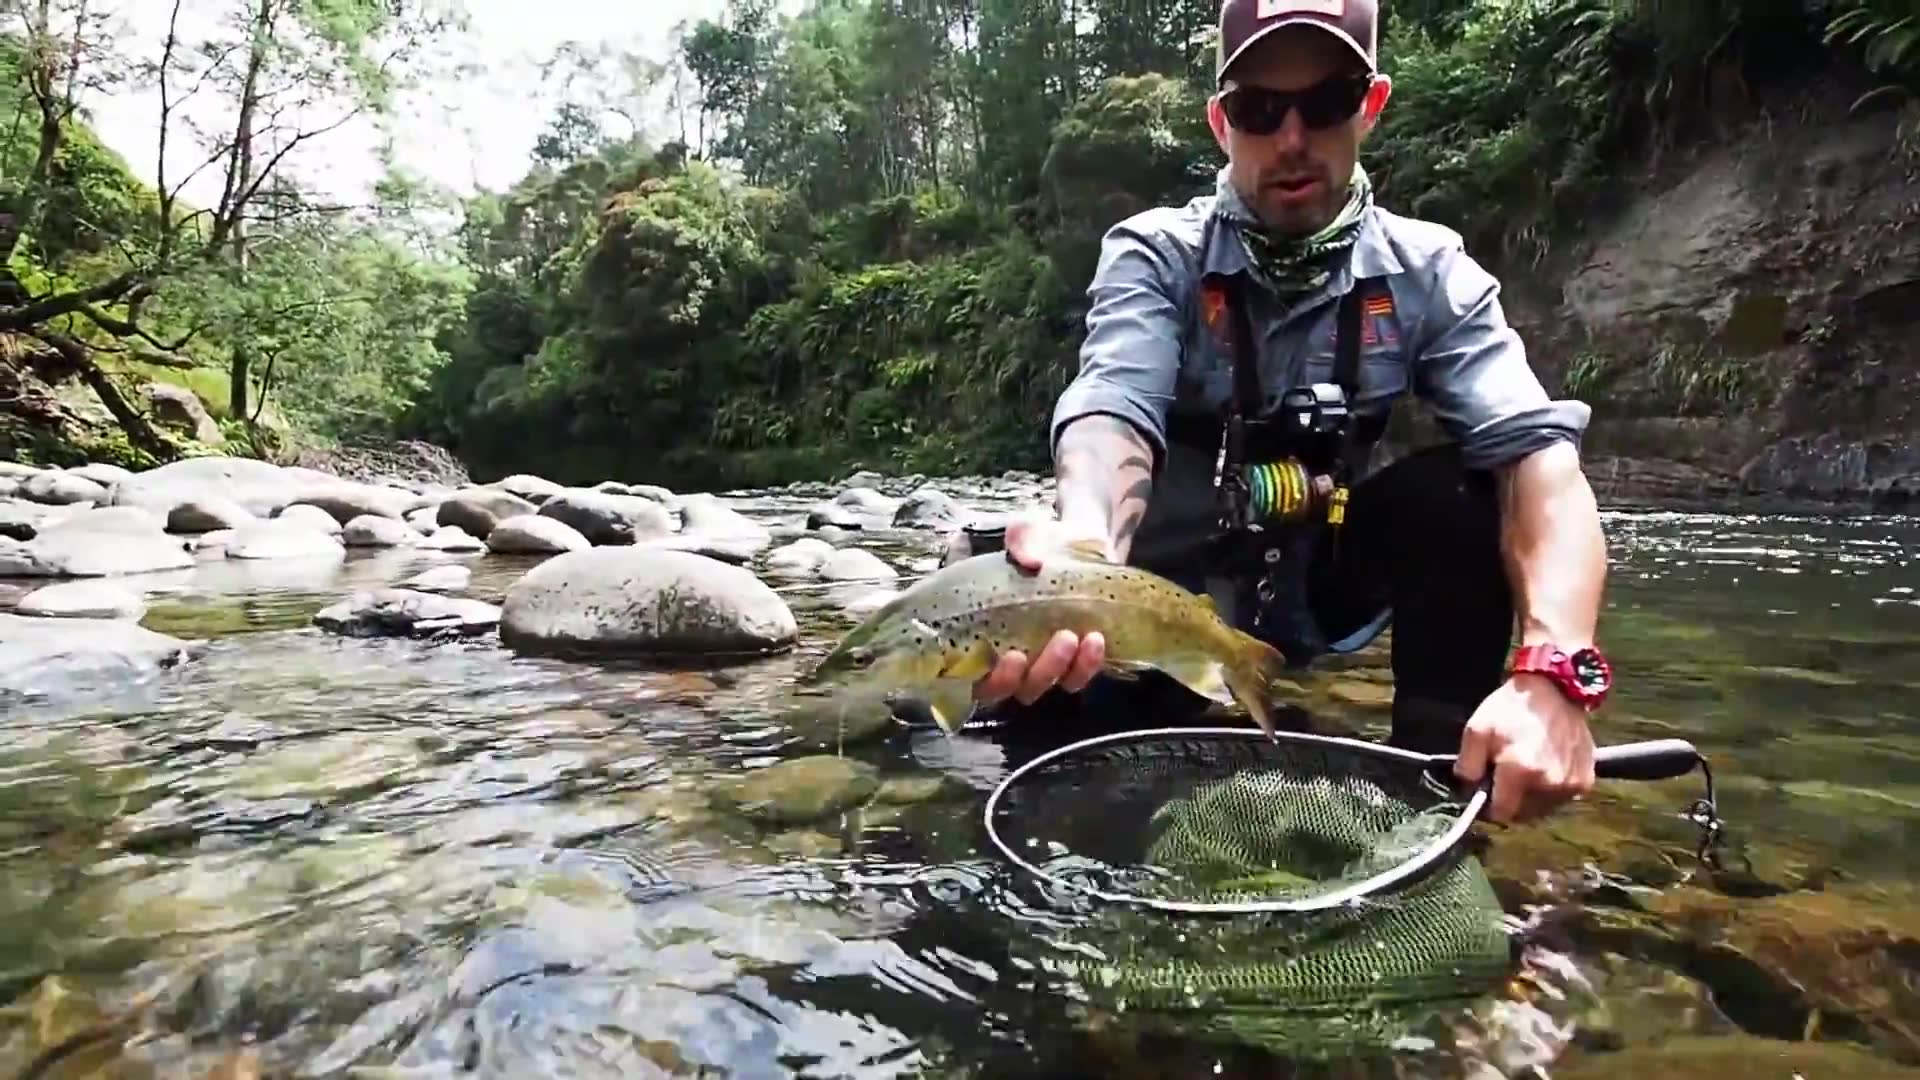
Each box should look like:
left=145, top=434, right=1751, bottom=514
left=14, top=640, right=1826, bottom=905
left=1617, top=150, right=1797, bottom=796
left=2, top=480, right=1917, bottom=1079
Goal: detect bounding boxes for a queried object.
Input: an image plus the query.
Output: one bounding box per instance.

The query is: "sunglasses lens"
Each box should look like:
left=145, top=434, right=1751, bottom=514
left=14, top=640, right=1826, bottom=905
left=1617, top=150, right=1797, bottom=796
left=1225, top=76, right=1370, bottom=134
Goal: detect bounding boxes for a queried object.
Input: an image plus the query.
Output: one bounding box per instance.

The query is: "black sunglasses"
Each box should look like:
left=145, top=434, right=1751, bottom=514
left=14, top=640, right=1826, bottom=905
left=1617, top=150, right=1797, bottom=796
left=1221, top=72, right=1374, bottom=134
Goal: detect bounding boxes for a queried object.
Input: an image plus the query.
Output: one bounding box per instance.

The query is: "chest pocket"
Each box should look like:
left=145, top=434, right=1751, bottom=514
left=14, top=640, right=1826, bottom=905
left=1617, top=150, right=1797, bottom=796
left=1294, top=279, right=1411, bottom=413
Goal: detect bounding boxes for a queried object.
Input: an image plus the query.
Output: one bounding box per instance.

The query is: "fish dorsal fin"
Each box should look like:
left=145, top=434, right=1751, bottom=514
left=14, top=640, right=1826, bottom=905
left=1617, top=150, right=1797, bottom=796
left=1061, top=537, right=1113, bottom=564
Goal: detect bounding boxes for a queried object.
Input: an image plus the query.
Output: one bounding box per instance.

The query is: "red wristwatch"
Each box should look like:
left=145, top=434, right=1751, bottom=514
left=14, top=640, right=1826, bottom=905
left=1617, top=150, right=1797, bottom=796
left=1510, top=643, right=1613, bottom=710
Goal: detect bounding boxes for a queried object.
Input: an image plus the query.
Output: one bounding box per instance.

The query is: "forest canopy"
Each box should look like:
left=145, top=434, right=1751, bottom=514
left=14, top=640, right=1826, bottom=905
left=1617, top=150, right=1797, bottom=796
left=4, top=0, right=1916, bottom=487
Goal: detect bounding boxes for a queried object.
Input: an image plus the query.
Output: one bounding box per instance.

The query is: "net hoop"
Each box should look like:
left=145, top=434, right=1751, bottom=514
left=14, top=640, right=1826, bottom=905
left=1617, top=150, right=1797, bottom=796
left=981, top=726, right=1490, bottom=916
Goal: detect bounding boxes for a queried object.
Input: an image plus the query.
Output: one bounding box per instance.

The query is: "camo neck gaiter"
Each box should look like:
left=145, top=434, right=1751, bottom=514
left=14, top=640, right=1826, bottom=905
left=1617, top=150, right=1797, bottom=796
left=1216, top=163, right=1373, bottom=307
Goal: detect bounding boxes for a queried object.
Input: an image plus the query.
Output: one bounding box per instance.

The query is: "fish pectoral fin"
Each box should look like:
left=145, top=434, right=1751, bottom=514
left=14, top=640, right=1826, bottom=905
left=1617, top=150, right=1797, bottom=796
left=921, top=678, right=979, bottom=737
left=1162, top=658, right=1237, bottom=708
left=1103, top=659, right=1156, bottom=682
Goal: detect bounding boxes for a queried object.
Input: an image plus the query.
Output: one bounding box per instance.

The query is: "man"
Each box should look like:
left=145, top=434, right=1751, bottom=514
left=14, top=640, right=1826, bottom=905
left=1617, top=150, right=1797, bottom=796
left=960, top=0, right=1612, bottom=826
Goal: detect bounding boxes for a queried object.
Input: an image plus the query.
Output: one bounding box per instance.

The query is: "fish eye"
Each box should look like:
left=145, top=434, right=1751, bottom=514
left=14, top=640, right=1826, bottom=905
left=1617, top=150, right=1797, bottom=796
left=848, top=647, right=875, bottom=668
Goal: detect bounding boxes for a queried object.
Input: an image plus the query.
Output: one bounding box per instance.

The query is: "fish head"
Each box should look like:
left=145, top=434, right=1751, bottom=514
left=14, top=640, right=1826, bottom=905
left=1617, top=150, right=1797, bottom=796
left=798, top=605, right=953, bottom=696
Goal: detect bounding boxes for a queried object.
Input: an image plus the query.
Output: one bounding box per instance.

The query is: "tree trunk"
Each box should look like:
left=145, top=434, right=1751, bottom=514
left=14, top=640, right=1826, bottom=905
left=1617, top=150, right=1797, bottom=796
left=36, top=331, right=177, bottom=461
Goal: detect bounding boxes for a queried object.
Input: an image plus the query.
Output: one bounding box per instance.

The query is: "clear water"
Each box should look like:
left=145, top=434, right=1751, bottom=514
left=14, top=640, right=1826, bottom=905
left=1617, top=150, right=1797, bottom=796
left=2, top=487, right=1916, bottom=1078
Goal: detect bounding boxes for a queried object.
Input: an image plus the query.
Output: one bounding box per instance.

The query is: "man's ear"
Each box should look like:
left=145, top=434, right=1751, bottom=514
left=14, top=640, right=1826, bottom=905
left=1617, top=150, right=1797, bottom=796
left=1206, top=93, right=1231, bottom=153
left=1360, top=75, right=1393, bottom=130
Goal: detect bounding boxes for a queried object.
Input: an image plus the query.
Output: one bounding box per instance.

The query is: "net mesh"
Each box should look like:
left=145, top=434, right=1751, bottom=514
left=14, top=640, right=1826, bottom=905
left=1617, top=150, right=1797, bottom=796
left=990, top=731, right=1472, bottom=908
left=988, top=730, right=1519, bottom=1061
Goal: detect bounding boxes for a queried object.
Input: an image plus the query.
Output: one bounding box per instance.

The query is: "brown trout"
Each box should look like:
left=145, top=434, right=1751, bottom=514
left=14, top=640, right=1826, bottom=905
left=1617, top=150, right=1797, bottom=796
left=796, top=544, right=1292, bottom=736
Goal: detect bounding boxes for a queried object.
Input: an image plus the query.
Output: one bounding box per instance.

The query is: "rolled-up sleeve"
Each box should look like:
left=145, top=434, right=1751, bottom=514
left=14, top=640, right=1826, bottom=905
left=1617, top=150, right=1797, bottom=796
left=1412, top=243, right=1591, bottom=471
left=1049, top=221, right=1184, bottom=465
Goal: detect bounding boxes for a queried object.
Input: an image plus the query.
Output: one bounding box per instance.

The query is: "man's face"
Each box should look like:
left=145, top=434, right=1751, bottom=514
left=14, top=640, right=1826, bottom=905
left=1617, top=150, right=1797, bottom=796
left=1207, top=27, right=1392, bottom=234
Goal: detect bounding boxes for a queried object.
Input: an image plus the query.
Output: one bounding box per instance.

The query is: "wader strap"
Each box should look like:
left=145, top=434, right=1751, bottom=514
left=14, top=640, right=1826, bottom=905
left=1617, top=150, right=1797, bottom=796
left=1334, top=278, right=1367, bottom=402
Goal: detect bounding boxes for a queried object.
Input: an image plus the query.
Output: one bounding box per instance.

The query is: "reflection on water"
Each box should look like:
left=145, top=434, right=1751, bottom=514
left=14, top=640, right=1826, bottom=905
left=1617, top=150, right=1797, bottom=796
left=1, top=490, right=1916, bottom=1078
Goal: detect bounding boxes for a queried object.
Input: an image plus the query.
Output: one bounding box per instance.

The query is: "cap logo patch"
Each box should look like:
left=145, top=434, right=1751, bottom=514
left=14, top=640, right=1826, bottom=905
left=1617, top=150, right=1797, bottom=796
left=1258, top=0, right=1344, bottom=15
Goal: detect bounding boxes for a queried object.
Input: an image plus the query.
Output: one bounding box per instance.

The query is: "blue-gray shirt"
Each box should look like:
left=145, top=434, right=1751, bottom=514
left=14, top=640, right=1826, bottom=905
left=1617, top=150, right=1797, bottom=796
left=1050, top=170, right=1591, bottom=573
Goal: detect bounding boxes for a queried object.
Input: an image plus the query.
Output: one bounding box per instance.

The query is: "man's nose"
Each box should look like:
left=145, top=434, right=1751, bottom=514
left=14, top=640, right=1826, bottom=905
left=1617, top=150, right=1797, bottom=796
left=1266, top=107, right=1309, bottom=153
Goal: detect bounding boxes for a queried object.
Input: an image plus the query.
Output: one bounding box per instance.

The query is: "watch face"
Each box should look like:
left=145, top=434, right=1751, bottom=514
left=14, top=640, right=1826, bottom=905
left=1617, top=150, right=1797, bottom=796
left=1570, top=648, right=1612, bottom=693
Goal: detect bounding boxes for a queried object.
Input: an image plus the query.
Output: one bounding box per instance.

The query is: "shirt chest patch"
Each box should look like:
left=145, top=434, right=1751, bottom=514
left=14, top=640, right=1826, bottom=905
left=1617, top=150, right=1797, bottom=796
left=1360, top=291, right=1398, bottom=347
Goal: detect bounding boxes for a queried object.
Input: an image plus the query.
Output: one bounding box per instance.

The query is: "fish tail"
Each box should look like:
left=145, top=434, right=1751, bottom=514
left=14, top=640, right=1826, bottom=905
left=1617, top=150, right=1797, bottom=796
left=1224, top=631, right=1293, bottom=740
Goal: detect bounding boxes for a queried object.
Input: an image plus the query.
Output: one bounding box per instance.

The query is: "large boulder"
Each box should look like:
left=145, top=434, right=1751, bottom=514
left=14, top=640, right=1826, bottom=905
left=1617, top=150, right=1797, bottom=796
left=108, top=456, right=295, bottom=519
left=499, top=547, right=798, bottom=659
left=23, top=469, right=108, bottom=506
left=223, top=520, right=347, bottom=561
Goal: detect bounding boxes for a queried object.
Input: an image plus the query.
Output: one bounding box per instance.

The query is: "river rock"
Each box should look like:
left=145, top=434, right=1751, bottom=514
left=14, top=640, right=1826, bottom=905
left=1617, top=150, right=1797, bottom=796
left=342, top=514, right=420, bottom=548
left=0, top=522, right=194, bottom=577
left=0, top=462, right=40, bottom=480
left=680, top=494, right=769, bottom=542
left=499, top=547, right=798, bottom=659
left=145, top=382, right=223, bottom=444
left=537, top=488, right=675, bottom=545
left=1553, top=1035, right=1920, bottom=1079
left=818, top=548, right=898, bottom=581
left=14, top=580, right=146, bottom=620
left=485, top=514, right=589, bottom=554
left=38, top=506, right=165, bottom=537
left=804, top=501, right=871, bottom=530
left=0, top=498, right=65, bottom=540
left=313, top=588, right=502, bottom=639
left=288, top=480, right=418, bottom=523
left=419, top=525, right=484, bottom=552
left=398, top=565, right=471, bottom=593
left=224, top=520, right=346, bottom=561
left=436, top=487, right=538, bottom=538
left=711, top=755, right=880, bottom=826
left=276, top=504, right=345, bottom=536
left=23, top=469, right=107, bottom=505
left=764, top=538, right=837, bottom=574
left=405, top=506, right=439, bottom=532
left=0, top=612, right=197, bottom=701
left=891, top=486, right=963, bottom=529
left=68, top=463, right=133, bottom=488
left=627, top=483, right=679, bottom=507
left=491, top=474, right=563, bottom=504
left=107, top=455, right=294, bottom=518
left=192, top=529, right=235, bottom=554
left=168, top=497, right=256, bottom=533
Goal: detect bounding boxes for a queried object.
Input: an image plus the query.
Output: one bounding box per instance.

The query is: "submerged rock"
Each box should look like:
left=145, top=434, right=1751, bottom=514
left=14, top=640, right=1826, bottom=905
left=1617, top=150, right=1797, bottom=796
left=499, top=547, right=798, bottom=659
left=711, top=755, right=881, bottom=826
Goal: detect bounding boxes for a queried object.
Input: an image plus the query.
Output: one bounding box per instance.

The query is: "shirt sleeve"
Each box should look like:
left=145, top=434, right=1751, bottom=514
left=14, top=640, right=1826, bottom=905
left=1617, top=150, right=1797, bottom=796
left=1049, top=221, right=1184, bottom=466
left=1411, top=242, right=1592, bottom=471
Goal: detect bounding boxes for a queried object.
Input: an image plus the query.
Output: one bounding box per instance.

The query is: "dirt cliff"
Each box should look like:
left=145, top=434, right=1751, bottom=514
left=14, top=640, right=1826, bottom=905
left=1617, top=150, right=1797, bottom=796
left=1494, top=79, right=1920, bottom=509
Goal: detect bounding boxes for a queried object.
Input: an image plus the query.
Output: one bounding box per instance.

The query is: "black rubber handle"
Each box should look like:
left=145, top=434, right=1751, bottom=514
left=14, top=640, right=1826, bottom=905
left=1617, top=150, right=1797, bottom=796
left=1594, top=738, right=1702, bottom=781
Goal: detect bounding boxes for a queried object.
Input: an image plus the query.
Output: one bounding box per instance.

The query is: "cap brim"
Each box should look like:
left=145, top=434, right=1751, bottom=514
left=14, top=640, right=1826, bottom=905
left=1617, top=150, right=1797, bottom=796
left=1218, top=18, right=1374, bottom=85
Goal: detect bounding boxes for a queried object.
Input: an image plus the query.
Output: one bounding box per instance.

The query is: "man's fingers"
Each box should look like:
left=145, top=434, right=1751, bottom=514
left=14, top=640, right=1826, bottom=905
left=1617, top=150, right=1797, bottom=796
left=1452, top=722, right=1493, bottom=786
left=1058, top=631, right=1106, bottom=692
left=1486, top=757, right=1538, bottom=825
left=1015, top=629, right=1079, bottom=705
left=973, top=650, right=1028, bottom=705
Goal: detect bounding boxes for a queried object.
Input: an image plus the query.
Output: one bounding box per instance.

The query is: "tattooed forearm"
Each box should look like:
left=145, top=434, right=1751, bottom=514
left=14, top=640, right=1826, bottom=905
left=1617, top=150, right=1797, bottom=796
left=1052, top=414, right=1156, bottom=562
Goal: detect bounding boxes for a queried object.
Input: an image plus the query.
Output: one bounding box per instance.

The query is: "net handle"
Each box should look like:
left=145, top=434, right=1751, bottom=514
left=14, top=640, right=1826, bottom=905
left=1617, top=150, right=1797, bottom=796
left=981, top=726, right=1492, bottom=916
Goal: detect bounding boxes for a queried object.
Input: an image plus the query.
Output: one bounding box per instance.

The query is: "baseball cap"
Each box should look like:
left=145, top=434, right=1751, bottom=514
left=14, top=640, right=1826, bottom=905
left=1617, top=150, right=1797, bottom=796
left=1216, top=0, right=1379, bottom=84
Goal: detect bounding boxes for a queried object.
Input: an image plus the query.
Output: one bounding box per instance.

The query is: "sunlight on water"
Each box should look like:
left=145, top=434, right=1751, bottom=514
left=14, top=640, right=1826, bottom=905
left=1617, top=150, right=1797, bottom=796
left=1, top=487, right=1916, bottom=1077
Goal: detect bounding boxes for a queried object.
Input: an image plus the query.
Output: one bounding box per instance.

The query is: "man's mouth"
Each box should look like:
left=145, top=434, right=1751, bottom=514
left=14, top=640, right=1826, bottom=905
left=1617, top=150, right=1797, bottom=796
left=1268, top=175, right=1322, bottom=196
